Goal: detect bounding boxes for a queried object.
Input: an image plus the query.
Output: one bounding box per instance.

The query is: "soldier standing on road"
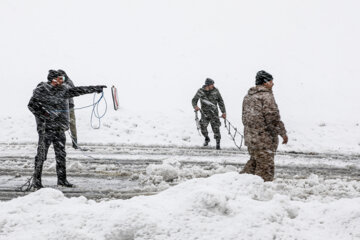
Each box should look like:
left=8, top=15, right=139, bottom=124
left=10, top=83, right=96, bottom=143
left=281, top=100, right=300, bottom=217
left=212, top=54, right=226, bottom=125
left=57, top=69, right=78, bottom=149
left=240, top=70, right=288, bottom=181
left=192, top=78, right=226, bottom=150
left=28, top=70, right=107, bottom=189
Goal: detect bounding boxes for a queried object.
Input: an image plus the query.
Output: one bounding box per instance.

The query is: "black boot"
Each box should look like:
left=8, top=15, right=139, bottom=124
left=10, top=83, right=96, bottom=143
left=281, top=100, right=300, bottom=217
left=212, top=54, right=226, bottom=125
left=216, top=139, right=221, bottom=150
left=203, top=136, right=210, bottom=146
left=32, top=160, right=44, bottom=189
left=32, top=177, right=44, bottom=189
left=72, top=142, right=78, bottom=149
left=57, top=161, right=73, bottom=187
left=72, top=138, right=78, bottom=149
left=57, top=178, right=73, bottom=187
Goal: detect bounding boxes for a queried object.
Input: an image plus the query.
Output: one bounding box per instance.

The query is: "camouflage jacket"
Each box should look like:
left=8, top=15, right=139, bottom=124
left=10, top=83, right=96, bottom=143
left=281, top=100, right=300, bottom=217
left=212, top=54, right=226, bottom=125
left=242, top=85, right=286, bottom=149
left=192, top=87, right=226, bottom=117
left=65, top=78, right=75, bottom=109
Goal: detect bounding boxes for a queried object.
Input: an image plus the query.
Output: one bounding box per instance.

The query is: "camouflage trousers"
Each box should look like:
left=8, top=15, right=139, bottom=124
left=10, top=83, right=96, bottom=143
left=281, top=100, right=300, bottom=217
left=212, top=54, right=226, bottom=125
left=241, top=147, right=276, bottom=181
left=69, top=108, right=77, bottom=145
left=200, top=116, right=221, bottom=140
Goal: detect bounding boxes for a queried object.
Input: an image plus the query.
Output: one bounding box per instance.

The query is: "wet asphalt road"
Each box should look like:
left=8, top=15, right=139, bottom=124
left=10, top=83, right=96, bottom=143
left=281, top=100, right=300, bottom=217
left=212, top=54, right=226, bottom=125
left=0, top=143, right=359, bottom=201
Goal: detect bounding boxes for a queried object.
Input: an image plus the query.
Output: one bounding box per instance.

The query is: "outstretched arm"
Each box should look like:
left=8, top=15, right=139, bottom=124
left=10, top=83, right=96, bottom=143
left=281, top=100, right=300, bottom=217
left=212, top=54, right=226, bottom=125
left=65, top=85, right=107, bottom=98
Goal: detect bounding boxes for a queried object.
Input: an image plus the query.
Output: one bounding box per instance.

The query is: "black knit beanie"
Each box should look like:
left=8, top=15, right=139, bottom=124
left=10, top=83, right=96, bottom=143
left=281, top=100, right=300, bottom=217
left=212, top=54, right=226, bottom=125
left=57, top=69, right=69, bottom=81
left=204, top=78, right=215, bottom=86
left=47, top=70, right=61, bottom=82
left=255, top=70, right=273, bottom=85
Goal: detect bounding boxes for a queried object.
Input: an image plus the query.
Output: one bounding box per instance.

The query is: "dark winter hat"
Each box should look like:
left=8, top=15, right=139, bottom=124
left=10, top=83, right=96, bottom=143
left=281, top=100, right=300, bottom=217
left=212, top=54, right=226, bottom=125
left=57, top=69, right=68, bottom=81
left=255, top=70, right=273, bottom=85
left=204, top=78, right=215, bottom=86
left=47, top=70, right=61, bottom=82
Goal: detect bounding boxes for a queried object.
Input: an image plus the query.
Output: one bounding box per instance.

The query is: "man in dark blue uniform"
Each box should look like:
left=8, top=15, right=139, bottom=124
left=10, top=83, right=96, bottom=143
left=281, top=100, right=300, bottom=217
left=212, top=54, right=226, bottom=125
left=28, top=70, right=106, bottom=189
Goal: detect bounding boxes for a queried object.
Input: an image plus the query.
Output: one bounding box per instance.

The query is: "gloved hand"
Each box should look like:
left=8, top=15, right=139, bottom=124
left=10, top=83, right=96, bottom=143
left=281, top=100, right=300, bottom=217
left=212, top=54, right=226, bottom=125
left=96, top=85, right=107, bottom=93
left=282, top=135, right=288, bottom=144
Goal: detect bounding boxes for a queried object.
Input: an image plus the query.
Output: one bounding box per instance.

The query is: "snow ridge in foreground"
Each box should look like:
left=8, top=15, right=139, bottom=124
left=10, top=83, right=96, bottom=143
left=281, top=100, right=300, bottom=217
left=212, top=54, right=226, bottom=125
left=0, top=173, right=359, bottom=240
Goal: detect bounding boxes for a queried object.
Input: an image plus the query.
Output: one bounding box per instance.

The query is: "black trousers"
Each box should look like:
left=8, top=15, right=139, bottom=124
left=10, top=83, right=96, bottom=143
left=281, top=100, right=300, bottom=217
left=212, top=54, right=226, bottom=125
left=34, top=129, right=67, bottom=182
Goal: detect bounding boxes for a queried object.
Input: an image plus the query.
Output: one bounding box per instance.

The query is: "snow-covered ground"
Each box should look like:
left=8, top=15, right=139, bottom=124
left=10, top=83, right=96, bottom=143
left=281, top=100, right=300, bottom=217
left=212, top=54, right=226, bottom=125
left=1, top=0, right=360, bottom=239
left=1, top=107, right=359, bottom=155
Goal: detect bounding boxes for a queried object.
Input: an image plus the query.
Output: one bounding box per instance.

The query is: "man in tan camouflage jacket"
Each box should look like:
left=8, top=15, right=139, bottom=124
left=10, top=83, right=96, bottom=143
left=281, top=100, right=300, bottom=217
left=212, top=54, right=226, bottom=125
left=240, top=70, right=288, bottom=181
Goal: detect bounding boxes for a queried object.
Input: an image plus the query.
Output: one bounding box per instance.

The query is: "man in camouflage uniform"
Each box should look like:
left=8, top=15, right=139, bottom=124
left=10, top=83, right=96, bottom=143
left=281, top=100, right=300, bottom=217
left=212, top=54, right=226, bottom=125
left=192, top=78, right=226, bottom=150
left=240, top=70, right=288, bottom=181
left=58, top=69, right=78, bottom=149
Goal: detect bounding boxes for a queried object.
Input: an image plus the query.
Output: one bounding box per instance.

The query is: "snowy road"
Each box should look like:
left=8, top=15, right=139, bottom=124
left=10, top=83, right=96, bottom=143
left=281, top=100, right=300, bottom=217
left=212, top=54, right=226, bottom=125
left=0, top=143, right=359, bottom=201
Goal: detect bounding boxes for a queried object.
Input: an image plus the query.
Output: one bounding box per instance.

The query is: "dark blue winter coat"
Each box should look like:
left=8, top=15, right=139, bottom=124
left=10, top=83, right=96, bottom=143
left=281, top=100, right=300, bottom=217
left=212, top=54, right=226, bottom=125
left=28, top=82, right=102, bottom=131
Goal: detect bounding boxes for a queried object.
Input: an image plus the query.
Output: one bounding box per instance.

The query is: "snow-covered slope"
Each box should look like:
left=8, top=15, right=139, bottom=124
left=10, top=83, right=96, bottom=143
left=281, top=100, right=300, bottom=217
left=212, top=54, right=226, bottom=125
left=0, top=108, right=359, bottom=154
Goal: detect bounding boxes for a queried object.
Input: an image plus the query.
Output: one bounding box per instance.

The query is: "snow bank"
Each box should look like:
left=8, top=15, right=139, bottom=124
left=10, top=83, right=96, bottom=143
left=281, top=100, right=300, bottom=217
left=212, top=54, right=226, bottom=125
left=1, top=108, right=359, bottom=155
left=0, top=173, right=359, bottom=240
left=140, top=159, right=237, bottom=186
